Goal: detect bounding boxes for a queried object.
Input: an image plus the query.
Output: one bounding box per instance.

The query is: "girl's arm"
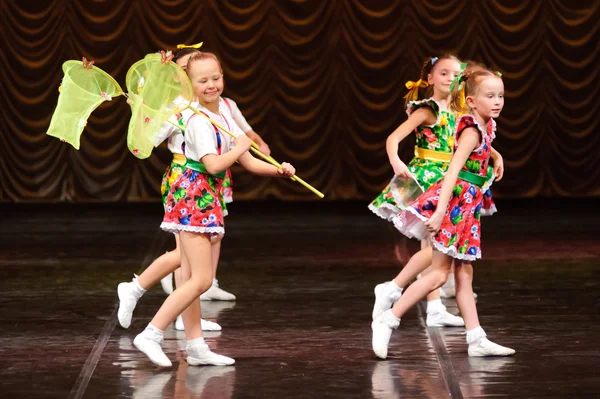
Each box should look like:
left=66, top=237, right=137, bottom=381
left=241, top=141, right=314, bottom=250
left=424, top=127, right=481, bottom=234
left=386, top=108, right=436, bottom=177
left=490, top=147, right=504, bottom=181
left=201, top=135, right=253, bottom=175
left=237, top=151, right=295, bottom=178
left=245, top=129, right=271, bottom=155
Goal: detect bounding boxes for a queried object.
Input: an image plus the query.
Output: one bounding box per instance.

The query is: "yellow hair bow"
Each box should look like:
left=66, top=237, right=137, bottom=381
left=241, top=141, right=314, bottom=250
left=177, top=42, right=203, bottom=49
left=404, top=79, right=429, bottom=101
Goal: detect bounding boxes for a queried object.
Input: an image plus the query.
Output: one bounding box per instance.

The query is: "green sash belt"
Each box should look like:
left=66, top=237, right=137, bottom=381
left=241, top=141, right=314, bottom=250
left=184, top=160, right=226, bottom=179
left=458, top=169, right=486, bottom=187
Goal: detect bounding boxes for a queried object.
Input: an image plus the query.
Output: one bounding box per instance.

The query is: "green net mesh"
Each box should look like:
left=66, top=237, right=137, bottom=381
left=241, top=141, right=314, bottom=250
left=47, top=60, right=124, bottom=149
left=125, top=52, right=194, bottom=159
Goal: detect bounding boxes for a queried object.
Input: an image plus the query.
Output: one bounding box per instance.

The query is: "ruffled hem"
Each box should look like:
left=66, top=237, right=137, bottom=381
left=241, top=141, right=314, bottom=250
left=393, top=207, right=481, bottom=261
left=224, top=197, right=233, bottom=204
left=406, top=97, right=443, bottom=127
left=368, top=202, right=401, bottom=221
left=480, top=205, right=497, bottom=217
left=160, top=222, right=224, bottom=237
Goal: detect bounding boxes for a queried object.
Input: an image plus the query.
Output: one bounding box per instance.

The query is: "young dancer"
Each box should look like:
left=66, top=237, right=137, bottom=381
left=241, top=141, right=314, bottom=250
left=372, top=68, right=515, bottom=359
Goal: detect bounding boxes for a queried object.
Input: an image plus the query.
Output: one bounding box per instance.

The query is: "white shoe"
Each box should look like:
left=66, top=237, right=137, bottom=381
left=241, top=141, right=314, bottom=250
left=426, top=310, right=465, bottom=327
left=371, top=310, right=400, bottom=359
left=175, top=316, right=222, bottom=332
left=468, top=338, right=515, bottom=357
left=372, top=282, right=402, bottom=320
left=160, top=272, right=174, bottom=295
left=117, top=282, right=140, bottom=329
left=200, top=285, right=236, bottom=301
left=133, top=332, right=172, bottom=367
left=187, top=343, right=235, bottom=366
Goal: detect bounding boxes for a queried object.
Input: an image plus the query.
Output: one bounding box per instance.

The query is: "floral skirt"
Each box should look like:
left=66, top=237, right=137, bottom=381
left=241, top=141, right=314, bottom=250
left=393, top=178, right=484, bottom=261
left=222, top=169, right=233, bottom=204
left=161, top=162, right=185, bottom=209
left=160, top=168, right=226, bottom=237
left=369, top=157, right=448, bottom=221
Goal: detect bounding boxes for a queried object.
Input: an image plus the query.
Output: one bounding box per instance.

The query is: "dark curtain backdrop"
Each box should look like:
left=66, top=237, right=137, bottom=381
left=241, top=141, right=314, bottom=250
left=1, top=0, right=598, bottom=202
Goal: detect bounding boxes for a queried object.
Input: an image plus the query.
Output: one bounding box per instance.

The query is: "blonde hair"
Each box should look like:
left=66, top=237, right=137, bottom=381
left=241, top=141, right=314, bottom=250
left=186, top=51, right=223, bottom=74
left=451, top=69, right=500, bottom=114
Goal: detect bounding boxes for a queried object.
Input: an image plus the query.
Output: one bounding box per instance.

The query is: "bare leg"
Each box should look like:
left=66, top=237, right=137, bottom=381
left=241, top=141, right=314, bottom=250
left=211, top=236, right=222, bottom=278
left=454, top=261, right=480, bottom=330
left=392, top=246, right=433, bottom=288
left=149, top=232, right=213, bottom=335
left=138, top=234, right=181, bottom=289
left=391, top=250, right=452, bottom=318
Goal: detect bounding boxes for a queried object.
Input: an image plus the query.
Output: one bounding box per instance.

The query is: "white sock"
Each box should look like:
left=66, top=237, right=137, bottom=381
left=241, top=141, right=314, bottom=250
left=427, top=299, right=446, bottom=314
left=466, top=326, right=487, bottom=344
left=132, top=275, right=147, bottom=299
left=143, top=323, right=164, bottom=341
left=212, top=278, right=218, bottom=287
left=186, top=337, right=205, bottom=348
left=383, top=280, right=403, bottom=301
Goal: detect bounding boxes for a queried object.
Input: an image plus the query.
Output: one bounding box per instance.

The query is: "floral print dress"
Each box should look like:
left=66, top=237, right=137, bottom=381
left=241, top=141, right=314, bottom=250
left=392, top=115, right=496, bottom=261
left=369, top=98, right=456, bottom=220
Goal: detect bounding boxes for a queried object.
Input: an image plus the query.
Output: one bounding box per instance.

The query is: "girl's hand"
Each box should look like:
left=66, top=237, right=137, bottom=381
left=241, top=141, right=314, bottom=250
left=278, top=162, right=295, bottom=177
left=424, top=210, right=444, bottom=236
left=259, top=142, right=271, bottom=156
left=234, top=134, right=253, bottom=153
left=492, top=153, right=504, bottom=181
left=391, top=159, right=411, bottom=179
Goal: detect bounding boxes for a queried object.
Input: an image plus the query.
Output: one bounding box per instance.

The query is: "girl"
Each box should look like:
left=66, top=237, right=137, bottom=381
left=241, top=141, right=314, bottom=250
left=371, top=68, right=515, bottom=358
left=117, top=48, right=221, bottom=332
left=369, top=55, right=465, bottom=328
left=133, top=51, right=295, bottom=367
left=161, top=94, right=272, bottom=302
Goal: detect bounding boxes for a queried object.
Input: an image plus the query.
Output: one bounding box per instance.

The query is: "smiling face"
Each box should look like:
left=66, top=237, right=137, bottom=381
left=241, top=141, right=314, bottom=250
left=467, top=76, right=504, bottom=119
left=428, top=58, right=461, bottom=95
left=187, top=57, right=224, bottom=106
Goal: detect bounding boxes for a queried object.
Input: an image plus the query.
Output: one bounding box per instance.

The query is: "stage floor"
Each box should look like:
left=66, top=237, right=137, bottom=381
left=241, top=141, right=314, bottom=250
left=1, top=200, right=599, bottom=398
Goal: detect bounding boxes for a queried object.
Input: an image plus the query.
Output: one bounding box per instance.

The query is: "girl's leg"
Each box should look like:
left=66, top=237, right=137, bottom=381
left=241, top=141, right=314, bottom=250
left=424, top=256, right=464, bottom=328
left=454, top=261, right=515, bottom=357
left=160, top=235, right=182, bottom=295
left=372, top=250, right=452, bottom=359
left=372, top=244, right=433, bottom=320
left=200, top=236, right=236, bottom=301
left=134, top=232, right=234, bottom=367
left=117, top=235, right=182, bottom=329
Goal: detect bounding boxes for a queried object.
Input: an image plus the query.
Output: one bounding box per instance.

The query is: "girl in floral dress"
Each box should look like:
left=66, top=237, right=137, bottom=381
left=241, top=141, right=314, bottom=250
left=372, top=68, right=515, bottom=359
left=133, top=51, right=295, bottom=367
left=370, top=55, right=466, bottom=328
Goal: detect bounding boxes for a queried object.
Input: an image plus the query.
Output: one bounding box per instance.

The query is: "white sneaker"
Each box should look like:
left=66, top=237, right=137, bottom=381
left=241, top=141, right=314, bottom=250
left=372, top=282, right=402, bottom=320
left=371, top=310, right=400, bottom=359
left=117, top=282, right=141, bottom=329
left=187, top=343, right=235, bottom=366
left=200, top=285, right=236, bottom=301
left=160, top=273, right=174, bottom=295
left=133, top=331, right=172, bottom=367
left=426, top=310, right=465, bottom=327
left=175, top=316, right=222, bottom=332
left=468, top=338, right=515, bottom=357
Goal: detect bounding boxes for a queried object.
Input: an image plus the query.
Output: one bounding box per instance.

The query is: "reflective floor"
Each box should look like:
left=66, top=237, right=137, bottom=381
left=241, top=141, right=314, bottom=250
left=0, top=200, right=598, bottom=398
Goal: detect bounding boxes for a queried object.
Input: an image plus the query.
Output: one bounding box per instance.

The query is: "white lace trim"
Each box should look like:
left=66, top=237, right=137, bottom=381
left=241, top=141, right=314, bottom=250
left=368, top=202, right=401, bottom=221
left=480, top=204, right=497, bottom=217
left=481, top=173, right=495, bottom=193
left=160, top=222, right=224, bottom=236
left=393, top=207, right=482, bottom=261
left=224, top=197, right=233, bottom=204
left=406, top=97, right=444, bottom=128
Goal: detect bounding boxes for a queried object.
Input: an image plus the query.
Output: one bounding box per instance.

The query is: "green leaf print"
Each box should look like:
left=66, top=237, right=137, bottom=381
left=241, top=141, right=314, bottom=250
left=459, top=239, right=469, bottom=254
left=452, top=185, right=463, bottom=198
left=448, top=234, right=458, bottom=247
left=195, top=192, right=214, bottom=210
left=173, top=188, right=186, bottom=202
left=466, top=159, right=481, bottom=173
left=451, top=213, right=464, bottom=226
